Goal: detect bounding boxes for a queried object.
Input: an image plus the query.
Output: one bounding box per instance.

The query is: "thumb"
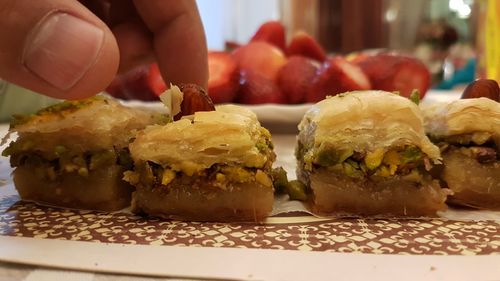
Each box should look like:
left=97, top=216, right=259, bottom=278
left=0, top=0, right=119, bottom=100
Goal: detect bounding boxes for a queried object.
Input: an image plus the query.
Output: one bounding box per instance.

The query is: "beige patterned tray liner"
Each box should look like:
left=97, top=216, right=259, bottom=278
left=1, top=133, right=499, bottom=256
left=1, top=194, right=499, bottom=255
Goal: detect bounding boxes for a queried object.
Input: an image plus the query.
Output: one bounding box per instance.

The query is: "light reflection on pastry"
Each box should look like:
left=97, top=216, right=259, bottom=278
left=423, top=98, right=500, bottom=209
left=2, top=96, right=161, bottom=211
left=296, top=91, right=451, bottom=216
left=125, top=104, right=275, bottom=222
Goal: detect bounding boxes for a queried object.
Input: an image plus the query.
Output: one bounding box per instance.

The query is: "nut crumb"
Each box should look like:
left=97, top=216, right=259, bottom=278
left=174, top=84, right=215, bottom=120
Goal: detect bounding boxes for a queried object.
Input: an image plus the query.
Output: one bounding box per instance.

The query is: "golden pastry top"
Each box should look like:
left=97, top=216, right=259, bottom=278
left=129, top=105, right=273, bottom=175
left=422, top=97, right=500, bottom=145
left=6, top=96, right=160, bottom=152
left=298, top=91, right=441, bottom=160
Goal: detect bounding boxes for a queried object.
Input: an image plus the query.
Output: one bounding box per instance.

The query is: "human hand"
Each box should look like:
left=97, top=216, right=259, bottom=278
left=0, top=0, right=208, bottom=100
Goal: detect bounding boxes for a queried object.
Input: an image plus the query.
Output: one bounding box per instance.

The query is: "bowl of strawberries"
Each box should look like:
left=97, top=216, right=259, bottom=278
left=107, top=21, right=432, bottom=127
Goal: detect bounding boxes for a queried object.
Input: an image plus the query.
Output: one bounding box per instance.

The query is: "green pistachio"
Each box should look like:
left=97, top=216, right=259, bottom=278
left=271, top=167, right=289, bottom=193
left=401, top=147, right=422, bottom=164
left=316, top=147, right=353, bottom=166
left=409, top=90, right=420, bottom=105
left=54, top=145, right=67, bottom=156
left=1, top=144, right=14, bottom=157
left=343, top=162, right=364, bottom=178
left=77, top=167, right=89, bottom=177
left=90, top=150, right=117, bottom=170
left=373, top=165, right=391, bottom=177
left=364, top=148, right=385, bottom=170
left=286, top=180, right=307, bottom=201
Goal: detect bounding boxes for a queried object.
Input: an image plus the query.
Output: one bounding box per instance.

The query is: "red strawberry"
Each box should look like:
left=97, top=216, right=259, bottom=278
left=250, top=21, right=286, bottom=52
left=277, top=56, right=320, bottom=103
left=232, top=41, right=287, bottom=81
left=147, top=63, right=168, bottom=95
left=106, top=63, right=166, bottom=101
left=287, top=31, right=327, bottom=62
left=105, top=77, right=126, bottom=99
left=306, top=57, right=371, bottom=102
left=237, top=70, right=286, bottom=104
left=345, top=52, right=369, bottom=64
left=356, top=53, right=431, bottom=98
left=208, top=51, right=239, bottom=104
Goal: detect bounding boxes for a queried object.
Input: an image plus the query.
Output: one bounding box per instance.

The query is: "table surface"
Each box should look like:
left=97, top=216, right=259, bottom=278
left=1, top=91, right=500, bottom=281
left=0, top=261, right=196, bottom=281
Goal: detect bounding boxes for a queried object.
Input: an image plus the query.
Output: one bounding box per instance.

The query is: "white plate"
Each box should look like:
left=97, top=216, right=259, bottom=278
left=123, top=89, right=462, bottom=133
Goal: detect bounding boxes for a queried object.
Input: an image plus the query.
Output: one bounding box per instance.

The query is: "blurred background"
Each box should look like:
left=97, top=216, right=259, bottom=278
left=200, top=0, right=473, bottom=51
left=1, top=0, right=498, bottom=121
left=198, top=0, right=479, bottom=87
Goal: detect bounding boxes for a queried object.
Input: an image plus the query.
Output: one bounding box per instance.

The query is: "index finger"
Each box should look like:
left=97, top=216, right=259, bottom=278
left=133, top=0, right=208, bottom=90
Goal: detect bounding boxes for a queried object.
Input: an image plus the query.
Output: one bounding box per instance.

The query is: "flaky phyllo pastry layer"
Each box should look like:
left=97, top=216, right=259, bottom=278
left=128, top=104, right=273, bottom=176
left=125, top=104, right=275, bottom=221
left=422, top=97, right=500, bottom=147
left=422, top=98, right=500, bottom=209
left=2, top=96, right=161, bottom=211
left=297, top=91, right=450, bottom=216
left=298, top=91, right=441, bottom=170
left=4, top=96, right=162, bottom=154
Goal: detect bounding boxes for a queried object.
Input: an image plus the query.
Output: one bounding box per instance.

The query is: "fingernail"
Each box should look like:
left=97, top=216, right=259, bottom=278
left=22, top=13, right=104, bottom=90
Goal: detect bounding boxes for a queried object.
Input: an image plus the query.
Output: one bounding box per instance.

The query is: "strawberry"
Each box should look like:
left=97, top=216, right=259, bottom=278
left=287, top=31, right=327, bottom=62
left=345, top=52, right=369, bottom=64
left=250, top=21, right=286, bottom=52
left=105, top=77, right=126, bottom=99
left=208, top=51, right=239, bottom=104
left=306, top=56, right=371, bottom=102
left=232, top=41, right=287, bottom=81
left=277, top=56, right=320, bottom=103
left=105, top=63, right=166, bottom=101
left=237, top=70, right=286, bottom=104
left=147, top=63, right=168, bottom=95
left=356, top=53, right=431, bottom=98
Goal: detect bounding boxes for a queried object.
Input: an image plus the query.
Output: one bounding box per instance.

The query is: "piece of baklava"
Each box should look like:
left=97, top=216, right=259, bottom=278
left=296, top=91, right=451, bottom=217
left=125, top=104, right=276, bottom=221
left=2, top=96, right=161, bottom=211
left=423, top=98, right=500, bottom=209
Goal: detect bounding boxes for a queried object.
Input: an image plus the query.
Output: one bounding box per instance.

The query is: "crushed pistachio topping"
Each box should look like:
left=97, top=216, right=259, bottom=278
left=128, top=158, right=276, bottom=191
left=304, top=145, right=427, bottom=182
left=270, top=167, right=308, bottom=201
left=161, top=169, right=176, bottom=186
left=409, top=89, right=420, bottom=105
left=315, top=146, right=353, bottom=167
left=364, top=148, right=385, bottom=170
left=7, top=146, right=132, bottom=181
left=10, top=96, right=105, bottom=128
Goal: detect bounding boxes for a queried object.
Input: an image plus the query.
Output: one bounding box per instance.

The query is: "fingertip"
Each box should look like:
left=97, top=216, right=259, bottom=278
left=134, top=0, right=209, bottom=90
left=61, top=25, right=120, bottom=100
left=0, top=1, right=120, bottom=100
